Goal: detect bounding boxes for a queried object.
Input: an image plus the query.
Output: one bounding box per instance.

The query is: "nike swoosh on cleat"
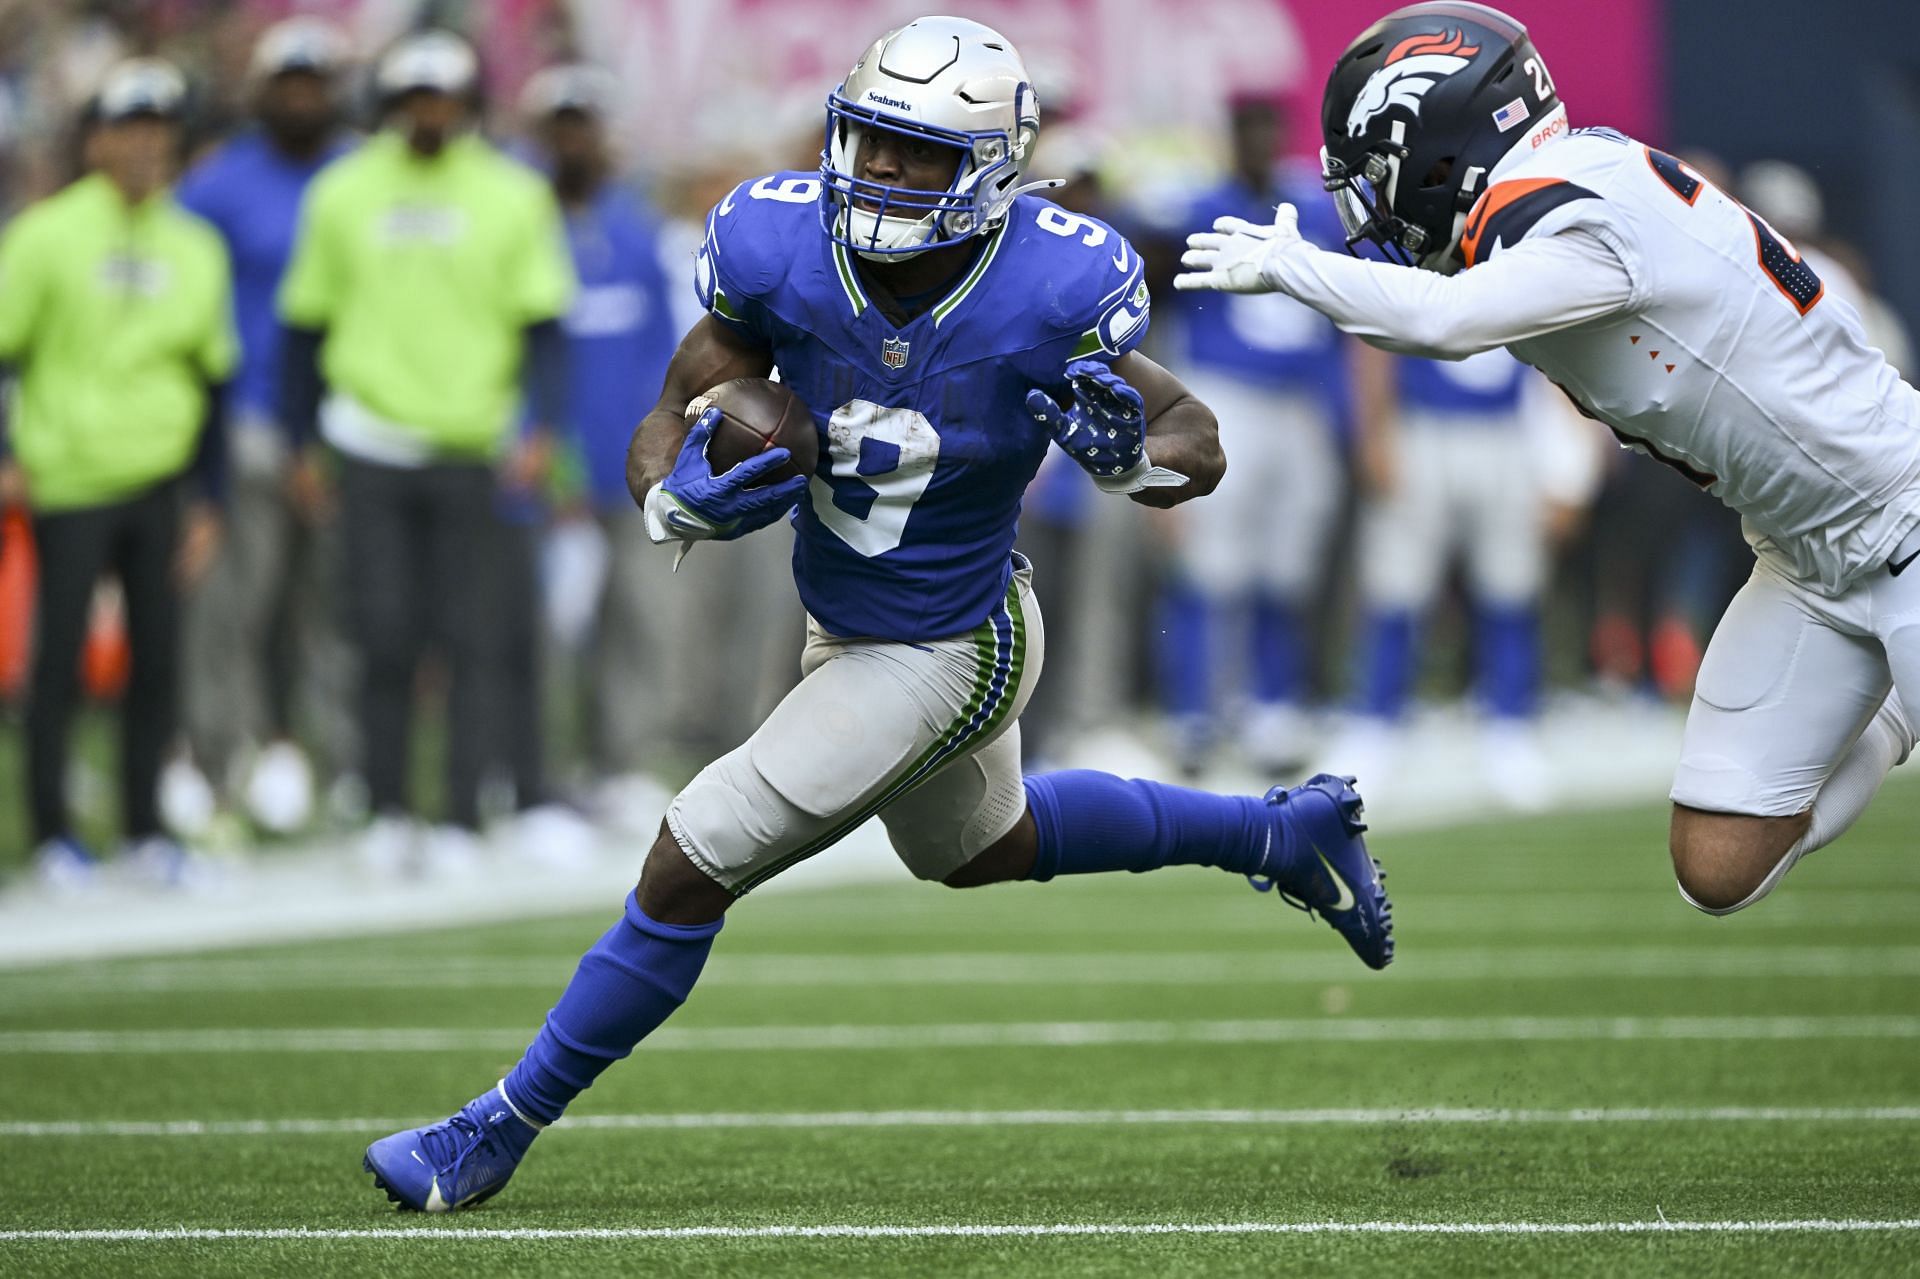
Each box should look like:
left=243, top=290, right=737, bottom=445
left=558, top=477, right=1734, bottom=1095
left=1890, top=548, right=1920, bottom=577
left=1313, top=843, right=1357, bottom=913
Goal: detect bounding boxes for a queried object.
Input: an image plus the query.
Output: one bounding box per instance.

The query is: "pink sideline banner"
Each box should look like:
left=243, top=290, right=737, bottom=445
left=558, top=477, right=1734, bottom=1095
left=1283, top=0, right=1666, bottom=148
left=560, top=0, right=1664, bottom=170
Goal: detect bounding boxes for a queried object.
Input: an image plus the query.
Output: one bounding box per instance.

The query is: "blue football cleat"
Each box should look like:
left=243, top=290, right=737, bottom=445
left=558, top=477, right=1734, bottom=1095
left=364, top=1083, right=542, bottom=1212
left=1251, top=773, right=1394, bottom=970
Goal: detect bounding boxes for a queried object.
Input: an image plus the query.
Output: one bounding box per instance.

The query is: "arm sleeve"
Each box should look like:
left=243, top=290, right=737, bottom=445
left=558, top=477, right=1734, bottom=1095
left=197, top=240, right=240, bottom=384
left=1258, top=229, right=1636, bottom=359
left=279, top=325, right=326, bottom=448
left=277, top=182, right=340, bottom=328
left=512, top=188, right=576, bottom=324
left=0, top=217, right=45, bottom=362
left=190, top=379, right=231, bottom=504
left=521, top=318, right=569, bottom=430
left=1072, top=233, right=1152, bottom=367
left=692, top=183, right=780, bottom=344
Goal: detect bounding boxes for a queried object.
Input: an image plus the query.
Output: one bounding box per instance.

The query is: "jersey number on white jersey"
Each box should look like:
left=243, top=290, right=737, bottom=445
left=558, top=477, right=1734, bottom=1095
left=1646, top=148, right=1824, bottom=315
left=809, top=400, right=940, bottom=557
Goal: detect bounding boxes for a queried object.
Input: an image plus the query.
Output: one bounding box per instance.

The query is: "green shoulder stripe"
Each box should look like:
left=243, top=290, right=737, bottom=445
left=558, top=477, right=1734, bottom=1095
left=931, top=224, right=1007, bottom=327
left=831, top=243, right=869, bottom=318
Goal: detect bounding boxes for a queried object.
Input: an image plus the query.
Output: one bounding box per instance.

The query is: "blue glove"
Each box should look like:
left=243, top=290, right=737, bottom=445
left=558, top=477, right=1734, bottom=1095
left=643, top=407, right=808, bottom=547
left=1025, top=359, right=1187, bottom=494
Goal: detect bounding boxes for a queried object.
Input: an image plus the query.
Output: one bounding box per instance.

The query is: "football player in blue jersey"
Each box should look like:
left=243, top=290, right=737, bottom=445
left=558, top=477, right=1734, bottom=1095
left=363, top=16, right=1393, bottom=1214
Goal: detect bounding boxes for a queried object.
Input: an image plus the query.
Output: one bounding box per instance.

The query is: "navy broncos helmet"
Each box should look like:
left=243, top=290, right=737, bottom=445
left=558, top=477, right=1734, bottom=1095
left=1321, top=3, right=1564, bottom=270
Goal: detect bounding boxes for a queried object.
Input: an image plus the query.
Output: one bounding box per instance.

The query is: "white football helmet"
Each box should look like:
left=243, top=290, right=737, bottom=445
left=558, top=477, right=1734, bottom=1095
left=821, top=16, right=1048, bottom=260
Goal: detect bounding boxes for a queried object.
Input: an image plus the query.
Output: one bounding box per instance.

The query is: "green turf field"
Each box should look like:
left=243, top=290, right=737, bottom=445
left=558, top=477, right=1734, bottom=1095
left=3, top=787, right=1918, bottom=1277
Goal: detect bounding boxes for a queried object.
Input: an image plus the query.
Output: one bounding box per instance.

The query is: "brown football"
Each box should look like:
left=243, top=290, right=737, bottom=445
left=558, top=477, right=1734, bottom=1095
left=688, top=378, right=818, bottom=484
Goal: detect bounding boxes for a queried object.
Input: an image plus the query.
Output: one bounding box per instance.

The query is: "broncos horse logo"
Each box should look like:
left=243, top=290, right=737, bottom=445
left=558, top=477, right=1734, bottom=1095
left=1346, top=30, right=1481, bottom=138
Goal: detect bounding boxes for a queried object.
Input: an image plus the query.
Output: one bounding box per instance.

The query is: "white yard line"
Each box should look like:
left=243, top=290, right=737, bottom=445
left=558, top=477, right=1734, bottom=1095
left=3, top=1015, right=1917, bottom=1055
left=4, top=945, right=1916, bottom=1002
left=3, top=1220, right=1917, bottom=1242
left=5, top=1106, right=1919, bottom=1139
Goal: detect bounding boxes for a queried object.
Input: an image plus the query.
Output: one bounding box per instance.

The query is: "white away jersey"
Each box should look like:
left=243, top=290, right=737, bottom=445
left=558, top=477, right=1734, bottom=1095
left=1466, top=128, right=1920, bottom=594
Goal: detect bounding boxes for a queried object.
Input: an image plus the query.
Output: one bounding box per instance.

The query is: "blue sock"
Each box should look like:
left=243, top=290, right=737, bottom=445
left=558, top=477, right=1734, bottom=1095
left=1023, top=770, right=1292, bottom=881
left=1476, top=604, right=1541, bottom=719
left=1359, top=610, right=1418, bottom=721
left=1250, top=594, right=1305, bottom=706
left=503, top=893, right=721, bottom=1125
left=1155, top=581, right=1213, bottom=720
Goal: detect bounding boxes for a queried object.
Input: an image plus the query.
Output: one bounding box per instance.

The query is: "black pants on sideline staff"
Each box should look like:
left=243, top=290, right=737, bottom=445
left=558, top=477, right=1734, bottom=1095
left=337, top=454, right=513, bottom=831
left=28, top=481, right=182, bottom=847
left=494, top=515, right=549, bottom=812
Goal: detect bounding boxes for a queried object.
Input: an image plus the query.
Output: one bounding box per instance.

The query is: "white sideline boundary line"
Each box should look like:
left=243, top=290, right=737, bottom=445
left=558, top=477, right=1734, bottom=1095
left=5, top=1220, right=1919, bottom=1242
left=4, top=1015, right=1918, bottom=1054
left=6, top=944, right=1918, bottom=1000
left=6, top=1106, right=1919, bottom=1138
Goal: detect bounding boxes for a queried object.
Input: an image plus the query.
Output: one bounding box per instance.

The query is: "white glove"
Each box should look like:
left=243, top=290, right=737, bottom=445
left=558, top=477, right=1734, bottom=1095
left=1173, top=205, right=1303, bottom=294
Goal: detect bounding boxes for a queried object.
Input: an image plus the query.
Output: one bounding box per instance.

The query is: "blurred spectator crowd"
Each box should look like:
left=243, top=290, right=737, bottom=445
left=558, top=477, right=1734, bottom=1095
left=0, top=0, right=1911, bottom=890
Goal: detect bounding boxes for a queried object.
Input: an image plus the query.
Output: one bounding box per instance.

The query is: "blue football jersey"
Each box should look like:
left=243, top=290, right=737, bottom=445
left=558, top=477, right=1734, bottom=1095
left=1397, top=348, right=1528, bottom=418
left=696, top=172, right=1150, bottom=641
left=562, top=185, right=679, bottom=511
left=1166, top=166, right=1346, bottom=395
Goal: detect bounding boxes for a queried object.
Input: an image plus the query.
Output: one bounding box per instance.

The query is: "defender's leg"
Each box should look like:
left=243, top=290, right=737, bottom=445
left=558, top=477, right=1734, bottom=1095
left=1668, top=564, right=1893, bottom=913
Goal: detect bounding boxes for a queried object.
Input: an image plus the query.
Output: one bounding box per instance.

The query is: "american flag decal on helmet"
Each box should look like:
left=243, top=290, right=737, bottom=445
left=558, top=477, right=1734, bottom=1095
left=1492, top=97, right=1528, bottom=132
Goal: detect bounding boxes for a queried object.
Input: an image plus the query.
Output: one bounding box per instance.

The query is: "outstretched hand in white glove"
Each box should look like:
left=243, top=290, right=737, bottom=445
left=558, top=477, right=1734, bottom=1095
left=1173, top=204, right=1302, bottom=294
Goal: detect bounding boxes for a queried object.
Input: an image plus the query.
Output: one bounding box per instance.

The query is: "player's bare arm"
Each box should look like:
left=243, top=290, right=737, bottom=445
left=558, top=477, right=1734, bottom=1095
left=623, top=313, right=773, bottom=505
left=1110, top=350, right=1223, bottom=508
left=1349, top=340, right=1400, bottom=496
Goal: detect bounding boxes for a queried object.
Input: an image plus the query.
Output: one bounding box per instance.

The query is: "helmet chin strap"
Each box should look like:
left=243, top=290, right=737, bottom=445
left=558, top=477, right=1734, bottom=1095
left=846, top=205, right=939, bottom=261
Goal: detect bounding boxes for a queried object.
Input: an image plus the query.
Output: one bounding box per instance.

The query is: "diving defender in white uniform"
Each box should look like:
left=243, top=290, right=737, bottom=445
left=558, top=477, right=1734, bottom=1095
left=1179, top=1, right=1920, bottom=916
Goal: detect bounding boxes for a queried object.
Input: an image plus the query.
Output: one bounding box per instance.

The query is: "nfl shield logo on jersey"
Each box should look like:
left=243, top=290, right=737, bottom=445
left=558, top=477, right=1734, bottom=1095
left=881, top=336, right=910, bottom=370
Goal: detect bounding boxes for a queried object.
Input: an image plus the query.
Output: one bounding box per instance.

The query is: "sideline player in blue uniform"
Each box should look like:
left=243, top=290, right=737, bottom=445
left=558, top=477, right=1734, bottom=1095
left=1342, top=346, right=1551, bottom=803
left=1151, top=94, right=1352, bottom=774
left=363, top=17, right=1394, bottom=1214
left=1353, top=351, right=1544, bottom=729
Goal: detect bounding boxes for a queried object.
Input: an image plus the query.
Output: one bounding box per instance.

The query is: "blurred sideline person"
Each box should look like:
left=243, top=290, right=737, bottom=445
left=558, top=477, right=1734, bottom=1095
left=1179, top=2, right=1920, bottom=915
left=360, top=17, right=1393, bottom=1215
left=1012, top=123, right=1146, bottom=767
left=174, top=16, right=356, bottom=838
left=0, top=60, right=236, bottom=889
left=520, top=65, right=796, bottom=828
left=1146, top=94, right=1348, bottom=775
left=1739, top=159, right=1913, bottom=379
left=1340, top=345, right=1552, bottom=806
left=277, top=31, right=575, bottom=876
